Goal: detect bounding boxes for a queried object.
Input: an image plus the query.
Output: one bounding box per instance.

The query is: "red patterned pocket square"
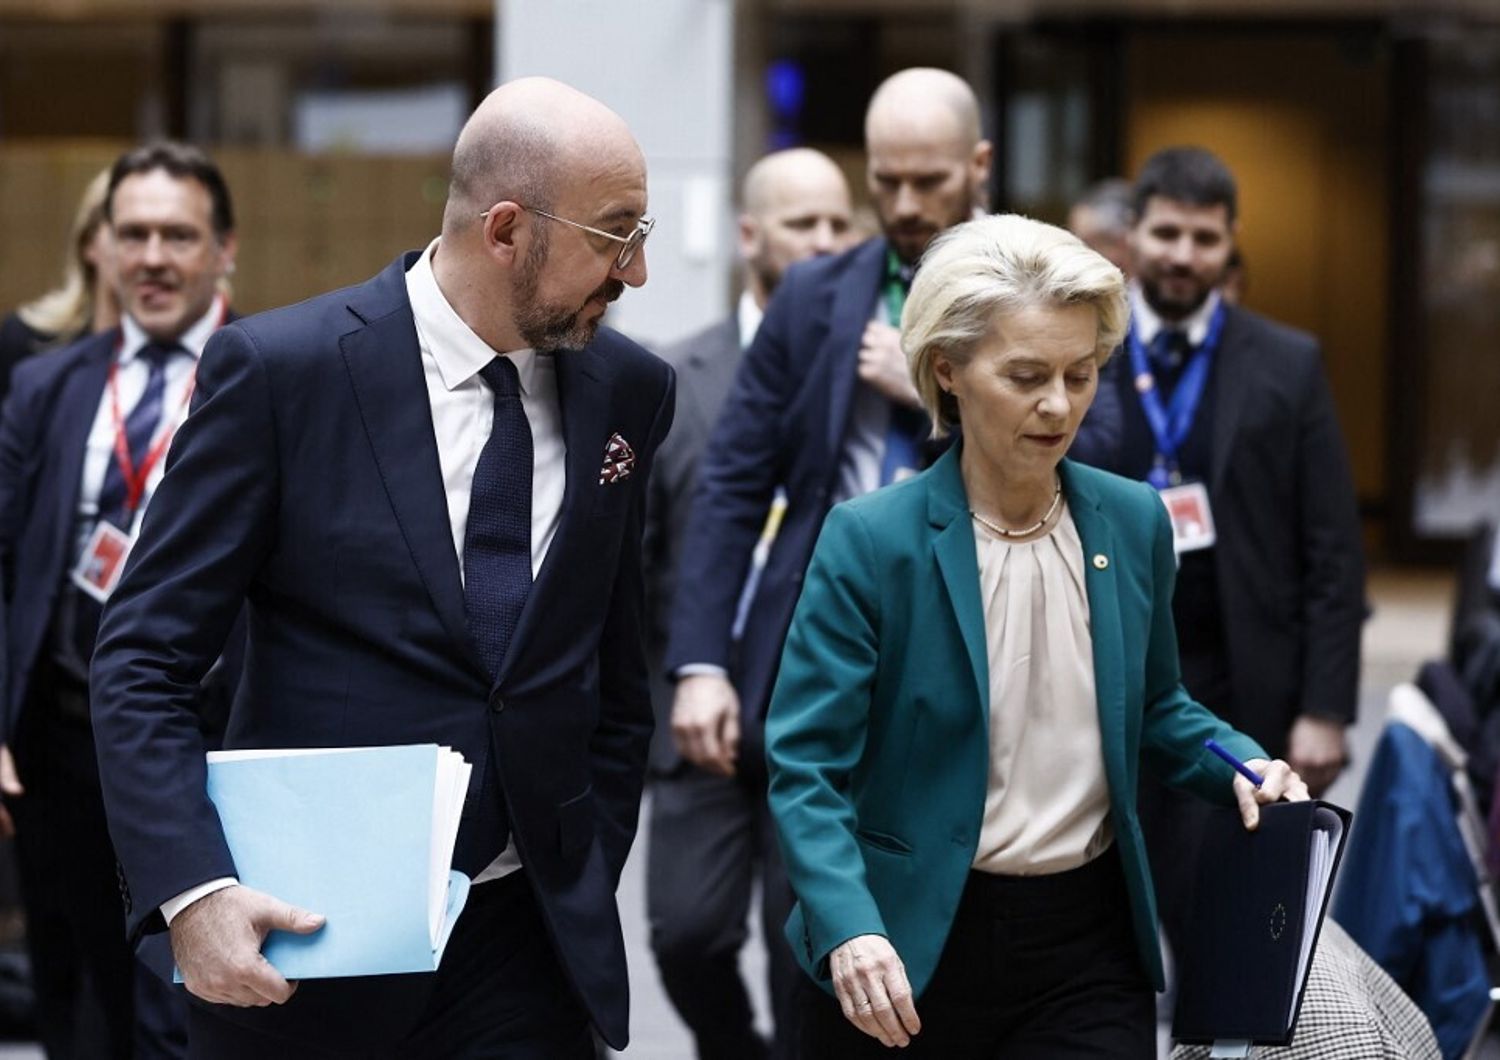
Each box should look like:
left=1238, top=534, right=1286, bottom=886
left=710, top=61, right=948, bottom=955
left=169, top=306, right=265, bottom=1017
left=599, top=432, right=636, bottom=485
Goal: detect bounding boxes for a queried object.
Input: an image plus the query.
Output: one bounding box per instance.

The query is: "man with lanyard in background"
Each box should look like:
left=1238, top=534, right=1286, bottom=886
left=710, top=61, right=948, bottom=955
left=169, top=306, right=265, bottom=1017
left=0, top=141, right=239, bottom=1059
left=1070, top=145, right=1365, bottom=966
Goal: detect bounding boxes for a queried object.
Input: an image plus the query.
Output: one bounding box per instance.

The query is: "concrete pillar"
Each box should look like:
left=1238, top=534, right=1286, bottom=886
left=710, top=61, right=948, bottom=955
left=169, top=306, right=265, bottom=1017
left=496, top=0, right=736, bottom=347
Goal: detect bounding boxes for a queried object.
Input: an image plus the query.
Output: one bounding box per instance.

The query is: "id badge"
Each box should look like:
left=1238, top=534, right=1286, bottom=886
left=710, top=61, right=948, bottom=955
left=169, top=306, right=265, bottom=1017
left=1159, top=481, right=1216, bottom=553
left=71, top=520, right=135, bottom=603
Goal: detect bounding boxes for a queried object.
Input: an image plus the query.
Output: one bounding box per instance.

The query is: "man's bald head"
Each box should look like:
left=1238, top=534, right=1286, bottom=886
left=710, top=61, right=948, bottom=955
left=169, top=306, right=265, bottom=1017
left=864, top=68, right=982, bottom=153
left=742, top=148, right=846, bottom=217
left=432, top=76, right=650, bottom=355
left=862, top=68, right=991, bottom=264
left=738, top=148, right=854, bottom=307
left=443, top=77, right=641, bottom=235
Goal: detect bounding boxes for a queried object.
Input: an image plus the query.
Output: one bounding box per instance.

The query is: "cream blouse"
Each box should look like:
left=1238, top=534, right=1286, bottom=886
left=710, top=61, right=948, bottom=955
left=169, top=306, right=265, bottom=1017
left=970, top=502, right=1114, bottom=876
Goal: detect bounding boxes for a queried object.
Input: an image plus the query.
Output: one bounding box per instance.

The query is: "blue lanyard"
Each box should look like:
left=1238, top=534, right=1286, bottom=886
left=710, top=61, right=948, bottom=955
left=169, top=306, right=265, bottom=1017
left=1126, top=301, right=1226, bottom=489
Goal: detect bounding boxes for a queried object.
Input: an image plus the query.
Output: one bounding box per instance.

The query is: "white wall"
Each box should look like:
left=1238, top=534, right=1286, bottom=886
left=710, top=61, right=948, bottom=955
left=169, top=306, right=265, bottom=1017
left=497, top=0, right=737, bottom=348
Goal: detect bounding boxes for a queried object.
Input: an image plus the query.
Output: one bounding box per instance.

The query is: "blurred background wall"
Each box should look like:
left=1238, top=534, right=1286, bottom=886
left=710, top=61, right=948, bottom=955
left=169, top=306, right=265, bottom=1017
left=0, top=0, right=1496, bottom=564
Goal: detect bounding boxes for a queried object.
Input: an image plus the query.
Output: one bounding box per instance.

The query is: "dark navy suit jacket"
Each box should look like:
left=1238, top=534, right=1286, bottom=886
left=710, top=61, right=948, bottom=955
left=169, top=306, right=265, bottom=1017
left=664, top=237, right=945, bottom=747
left=1069, top=304, right=1364, bottom=754
left=88, top=254, right=674, bottom=1049
left=0, top=325, right=241, bottom=745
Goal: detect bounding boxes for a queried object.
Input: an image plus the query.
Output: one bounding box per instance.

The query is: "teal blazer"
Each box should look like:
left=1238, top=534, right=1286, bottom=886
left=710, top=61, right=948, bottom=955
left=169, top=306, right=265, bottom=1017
left=765, top=446, right=1267, bottom=995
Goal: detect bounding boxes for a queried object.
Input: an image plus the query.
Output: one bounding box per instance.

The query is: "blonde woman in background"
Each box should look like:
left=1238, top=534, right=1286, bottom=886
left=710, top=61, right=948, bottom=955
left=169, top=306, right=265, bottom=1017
left=0, top=169, right=120, bottom=401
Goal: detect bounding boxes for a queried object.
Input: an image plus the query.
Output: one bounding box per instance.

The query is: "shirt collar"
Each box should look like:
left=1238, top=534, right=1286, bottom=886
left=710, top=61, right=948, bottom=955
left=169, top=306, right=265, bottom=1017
left=406, top=237, right=536, bottom=395
left=1129, top=284, right=1221, bottom=347
left=736, top=290, right=763, bottom=350
left=119, top=294, right=225, bottom=365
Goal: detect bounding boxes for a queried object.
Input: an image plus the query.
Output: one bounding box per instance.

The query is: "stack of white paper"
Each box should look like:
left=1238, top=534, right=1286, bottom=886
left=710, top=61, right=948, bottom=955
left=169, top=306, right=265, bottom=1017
left=1287, top=807, right=1346, bottom=1023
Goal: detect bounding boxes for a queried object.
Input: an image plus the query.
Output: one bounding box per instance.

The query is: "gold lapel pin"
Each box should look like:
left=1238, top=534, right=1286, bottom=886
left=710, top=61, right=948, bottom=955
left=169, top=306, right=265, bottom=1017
left=1092, top=554, right=1109, bottom=570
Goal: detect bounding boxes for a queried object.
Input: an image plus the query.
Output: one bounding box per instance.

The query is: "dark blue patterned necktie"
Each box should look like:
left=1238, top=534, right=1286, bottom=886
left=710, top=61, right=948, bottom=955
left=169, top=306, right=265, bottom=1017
left=1147, top=328, right=1194, bottom=398
left=463, top=357, right=534, bottom=680
left=96, top=341, right=178, bottom=531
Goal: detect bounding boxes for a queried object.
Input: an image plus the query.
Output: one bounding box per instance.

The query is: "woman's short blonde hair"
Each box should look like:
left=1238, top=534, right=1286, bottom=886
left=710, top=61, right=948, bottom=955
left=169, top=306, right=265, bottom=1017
left=902, top=213, right=1129, bottom=437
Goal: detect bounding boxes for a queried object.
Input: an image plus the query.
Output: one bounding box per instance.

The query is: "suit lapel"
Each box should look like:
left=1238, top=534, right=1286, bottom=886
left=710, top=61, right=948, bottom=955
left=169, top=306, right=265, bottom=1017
left=925, top=447, right=989, bottom=717
left=500, top=344, right=613, bottom=683
left=1059, top=460, right=1128, bottom=794
left=48, top=331, right=116, bottom=561
left=822, top=240, right=887, bottom=459
left=339, top=257, right=486, bottom=681
left=682, top=319, right=740, bottom=445
left=1209, top=307, right=1252, bottom=493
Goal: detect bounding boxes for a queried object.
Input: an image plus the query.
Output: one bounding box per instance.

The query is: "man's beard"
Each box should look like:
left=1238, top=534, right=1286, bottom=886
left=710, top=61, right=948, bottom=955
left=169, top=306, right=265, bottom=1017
left=511, top=234, right=623, bottom=352
left=748, top=248, right=782, bottom=302
left=1140, top=270, right=1212, bottom=321
left=885, top=180, right=976, bottom=266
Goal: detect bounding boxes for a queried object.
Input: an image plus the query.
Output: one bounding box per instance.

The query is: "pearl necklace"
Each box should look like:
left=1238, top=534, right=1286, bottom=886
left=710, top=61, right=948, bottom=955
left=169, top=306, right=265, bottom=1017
left=969, top=478, right=1063, bottom=539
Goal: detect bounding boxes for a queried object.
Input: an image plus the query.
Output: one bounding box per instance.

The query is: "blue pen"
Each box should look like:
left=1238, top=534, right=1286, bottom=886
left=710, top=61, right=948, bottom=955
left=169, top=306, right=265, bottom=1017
left=1204, top=739, right=1265, bottom=787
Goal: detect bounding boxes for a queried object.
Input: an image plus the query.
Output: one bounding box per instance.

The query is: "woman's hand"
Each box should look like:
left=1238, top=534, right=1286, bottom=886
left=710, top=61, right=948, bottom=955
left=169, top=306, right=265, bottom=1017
left=1234, top=758, right=1310, bottom=830
left=828, top=933, right=922, bottom=1047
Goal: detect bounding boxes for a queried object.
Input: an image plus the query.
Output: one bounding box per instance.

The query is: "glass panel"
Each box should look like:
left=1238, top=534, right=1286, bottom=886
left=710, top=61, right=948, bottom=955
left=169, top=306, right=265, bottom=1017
left=1414, top=31, right=1500, bottom=535
left=997, top=32, right=1104, bottom=223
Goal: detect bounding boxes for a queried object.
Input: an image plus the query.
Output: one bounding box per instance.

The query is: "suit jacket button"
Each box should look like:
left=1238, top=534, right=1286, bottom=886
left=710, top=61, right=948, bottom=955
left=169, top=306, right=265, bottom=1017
left=1092, top=554, right=1109, bottom=570
left=490, top=695, right=505, bottom=715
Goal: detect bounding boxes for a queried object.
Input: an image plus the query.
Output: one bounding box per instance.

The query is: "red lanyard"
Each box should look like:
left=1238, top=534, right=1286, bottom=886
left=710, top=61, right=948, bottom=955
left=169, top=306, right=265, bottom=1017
left=105, top=302, right=225, bottom=518
left=106, top=359, right=195, bottom=518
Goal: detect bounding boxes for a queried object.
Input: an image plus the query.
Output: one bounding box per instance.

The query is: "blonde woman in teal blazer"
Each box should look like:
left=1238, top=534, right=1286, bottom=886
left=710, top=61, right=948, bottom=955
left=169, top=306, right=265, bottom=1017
left=766, top=215, right=1308, bottom=1057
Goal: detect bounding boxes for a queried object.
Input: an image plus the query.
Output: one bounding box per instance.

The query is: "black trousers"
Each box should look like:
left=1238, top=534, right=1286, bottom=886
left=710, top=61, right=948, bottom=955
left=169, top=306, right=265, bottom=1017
left=647, top=760, right=798, bottom=1060
left=9, top=677, right=187, bottom=1059
left=187, top=872, right=592, bottom=1059
left=797, top=848, right=1155, bottom=1059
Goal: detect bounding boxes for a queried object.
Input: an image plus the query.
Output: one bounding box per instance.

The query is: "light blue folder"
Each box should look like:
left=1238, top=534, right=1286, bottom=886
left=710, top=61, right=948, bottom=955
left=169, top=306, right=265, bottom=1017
left=185, top=744, right=471, bottom=981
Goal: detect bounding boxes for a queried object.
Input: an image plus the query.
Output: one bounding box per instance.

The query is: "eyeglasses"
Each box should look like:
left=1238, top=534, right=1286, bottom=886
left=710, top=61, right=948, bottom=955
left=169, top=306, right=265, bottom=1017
left=480, top=203, right=655, bottom=271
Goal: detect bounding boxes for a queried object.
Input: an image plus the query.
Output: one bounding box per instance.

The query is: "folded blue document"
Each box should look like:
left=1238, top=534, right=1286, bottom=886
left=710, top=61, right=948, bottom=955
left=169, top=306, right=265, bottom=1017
left=182, top=744, right=472, bottom=981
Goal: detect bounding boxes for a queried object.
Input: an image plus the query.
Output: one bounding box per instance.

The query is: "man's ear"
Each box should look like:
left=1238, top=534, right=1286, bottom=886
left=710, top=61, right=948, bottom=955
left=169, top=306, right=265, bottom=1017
left=216, top=232, right=240, bottom=279
left=970, top=140, right=994, bottom=192
left=736, top=214, right=760, bottom=266
left=480, top=201, right=526, bottom=266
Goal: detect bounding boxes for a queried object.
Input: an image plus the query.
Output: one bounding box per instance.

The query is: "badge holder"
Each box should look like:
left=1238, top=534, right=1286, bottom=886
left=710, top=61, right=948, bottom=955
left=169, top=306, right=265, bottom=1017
left=71, top=514, right=140, bottom=604
left=1159, top=480, right=1217, bottom=554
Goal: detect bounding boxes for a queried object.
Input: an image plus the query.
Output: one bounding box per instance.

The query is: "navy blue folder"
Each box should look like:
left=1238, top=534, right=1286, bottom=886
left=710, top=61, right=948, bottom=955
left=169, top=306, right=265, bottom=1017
left=1171, top=800, right=1353, bottom=1047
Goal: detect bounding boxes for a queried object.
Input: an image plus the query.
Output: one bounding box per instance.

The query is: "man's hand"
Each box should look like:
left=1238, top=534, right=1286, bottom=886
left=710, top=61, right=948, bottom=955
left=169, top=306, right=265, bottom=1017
left=671, top=674, right=741, bottom=777
left=829, top=933, right=921, bottom=1048
left=1234, top=758, right=1310, bottom=830
left=171, top=884, right=324, bottom=1007
left=857, top=323, right=922, bottom=410
left=1287, top=715, right=1346, bottom=797
left=0, top=745, right=21, bottom=839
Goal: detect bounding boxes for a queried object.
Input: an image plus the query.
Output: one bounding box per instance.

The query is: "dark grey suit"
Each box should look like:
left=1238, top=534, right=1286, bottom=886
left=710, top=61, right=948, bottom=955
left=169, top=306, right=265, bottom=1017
left=643, top=314, right=796, bottom=1060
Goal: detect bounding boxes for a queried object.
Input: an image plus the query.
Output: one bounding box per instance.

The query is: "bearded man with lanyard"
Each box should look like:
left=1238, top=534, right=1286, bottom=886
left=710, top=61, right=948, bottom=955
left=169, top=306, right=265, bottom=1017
left=1070, top=146, right=1365, bottom=962
left=0, top=142, right=240, bottom=1059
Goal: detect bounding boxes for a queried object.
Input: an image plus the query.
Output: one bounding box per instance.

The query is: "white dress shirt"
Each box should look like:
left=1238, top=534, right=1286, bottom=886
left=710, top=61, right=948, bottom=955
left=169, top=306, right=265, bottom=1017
left=162, top=241, right=565, bottom=922
left=1129, top=284, right=1221, bottom=347
left=736, top=290, right=764, bottom=352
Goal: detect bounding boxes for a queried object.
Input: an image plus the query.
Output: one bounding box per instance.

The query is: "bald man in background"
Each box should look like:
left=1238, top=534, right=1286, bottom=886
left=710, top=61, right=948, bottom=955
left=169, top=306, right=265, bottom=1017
left=643, top=147, right=853, bottom=1060
left=664, top=67, right=990, bottom=1014
left=89, top=78, right=673, bottom=1057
